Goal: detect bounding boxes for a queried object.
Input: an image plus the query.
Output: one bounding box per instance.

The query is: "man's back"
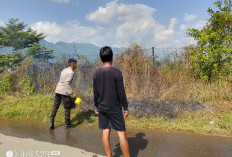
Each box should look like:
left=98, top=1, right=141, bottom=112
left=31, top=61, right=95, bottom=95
left=93, top=66, right=128, bottom=113
left=93, top=46, right=130, bottom=157
left=55, top=67, right=74, bottom=96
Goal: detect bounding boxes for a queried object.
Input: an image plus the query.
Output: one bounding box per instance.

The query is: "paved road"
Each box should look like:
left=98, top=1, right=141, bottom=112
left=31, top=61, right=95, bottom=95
left=0, top=119, right=232, bottom=157
left=0, top=133, right=104, bottom=157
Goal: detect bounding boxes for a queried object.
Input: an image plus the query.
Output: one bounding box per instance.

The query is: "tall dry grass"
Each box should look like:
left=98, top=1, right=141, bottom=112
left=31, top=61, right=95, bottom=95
left=0, top=43, right=231, bottom=112
left=113, top=44, right=232, bottom=112
left=115, top=44, right=160, bottom=98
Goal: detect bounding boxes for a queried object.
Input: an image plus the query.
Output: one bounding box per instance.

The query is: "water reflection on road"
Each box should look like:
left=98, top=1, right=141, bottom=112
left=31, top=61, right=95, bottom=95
left=0, top=119, right=231, bottom=157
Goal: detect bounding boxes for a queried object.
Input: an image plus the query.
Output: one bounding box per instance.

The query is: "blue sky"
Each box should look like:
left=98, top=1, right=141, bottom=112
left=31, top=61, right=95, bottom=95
left=0, top=0, right=215, bottom=47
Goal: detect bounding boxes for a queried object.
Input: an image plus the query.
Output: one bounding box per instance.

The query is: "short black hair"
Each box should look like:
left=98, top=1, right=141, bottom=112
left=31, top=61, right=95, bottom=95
left=100, top=46, right=113, bottom=62
left=68, top=59, right=77, bottom=64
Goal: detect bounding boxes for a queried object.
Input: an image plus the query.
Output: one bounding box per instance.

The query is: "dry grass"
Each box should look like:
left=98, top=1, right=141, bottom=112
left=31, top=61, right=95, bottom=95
left=115, top=44, right=160, bottom=98
left=159, top=81, right=232, bottom=112
left=114, top=44, right=231, bottom=111
left=0, top=43, right=231, bottom=135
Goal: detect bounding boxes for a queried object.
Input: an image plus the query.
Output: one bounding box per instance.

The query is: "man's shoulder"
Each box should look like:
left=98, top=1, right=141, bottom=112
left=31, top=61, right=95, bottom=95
left=112, top=67, right=121, bottom=72
left=95, top=67, right=121, bottom=73
left=62, top=67, right=74, bottom=74
left=110, top=67, right=122, bottom=75
left=94, top=68, right=101, bottom=74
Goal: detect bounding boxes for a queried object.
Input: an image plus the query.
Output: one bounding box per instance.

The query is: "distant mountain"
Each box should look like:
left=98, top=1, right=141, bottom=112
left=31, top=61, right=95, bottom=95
left=40, top=40, right=122, bottom=61
left=0, top=40, right=124, bottom=62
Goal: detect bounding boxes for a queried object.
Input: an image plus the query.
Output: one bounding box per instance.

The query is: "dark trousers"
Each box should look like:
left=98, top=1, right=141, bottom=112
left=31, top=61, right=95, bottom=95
left=51, top=93, right=71, bottom=124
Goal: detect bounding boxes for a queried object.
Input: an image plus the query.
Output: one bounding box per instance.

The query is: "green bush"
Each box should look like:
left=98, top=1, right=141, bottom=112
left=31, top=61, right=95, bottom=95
left=19, top=75, right=35, bottom=95
left=0, top=73, right=12, bottom=94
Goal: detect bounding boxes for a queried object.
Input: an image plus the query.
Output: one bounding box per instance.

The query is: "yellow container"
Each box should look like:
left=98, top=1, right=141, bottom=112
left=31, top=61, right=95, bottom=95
left=75, top=97, right=82, bottom=105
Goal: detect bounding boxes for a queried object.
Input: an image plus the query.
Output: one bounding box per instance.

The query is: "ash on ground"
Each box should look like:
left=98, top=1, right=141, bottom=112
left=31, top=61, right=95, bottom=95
left=80, top=97, right=212, bottom=119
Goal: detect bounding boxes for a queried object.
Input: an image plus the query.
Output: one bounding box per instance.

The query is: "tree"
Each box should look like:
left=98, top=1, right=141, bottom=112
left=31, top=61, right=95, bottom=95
left=26, top=44, right=54, bottom=61
left=187, top=0, right=232, bottom=81
left=0, top=19, right=54, bottom=72
left=0, top=18, right=45, bottom=51
left=0, top=51, right=24, bottom=72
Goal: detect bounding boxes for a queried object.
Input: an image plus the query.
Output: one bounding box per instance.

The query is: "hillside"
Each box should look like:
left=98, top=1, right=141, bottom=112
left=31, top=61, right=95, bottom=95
left=0, top=40, right=123, bottom=60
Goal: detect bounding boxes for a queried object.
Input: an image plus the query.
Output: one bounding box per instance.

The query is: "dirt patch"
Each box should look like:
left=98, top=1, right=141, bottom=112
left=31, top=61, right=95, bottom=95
left=80, top=96, right=212, bottom=119
left=128, top=99, right=212, bottom=118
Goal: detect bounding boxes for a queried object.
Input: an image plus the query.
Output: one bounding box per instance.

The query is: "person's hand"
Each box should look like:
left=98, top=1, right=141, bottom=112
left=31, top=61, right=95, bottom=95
left=95, top=109, right=99, bottom=115
left=72, top=93, right=77, bottom=97
left=71, top=92, right=77, bottom=98
left=124, top=110, right=129, bottom=118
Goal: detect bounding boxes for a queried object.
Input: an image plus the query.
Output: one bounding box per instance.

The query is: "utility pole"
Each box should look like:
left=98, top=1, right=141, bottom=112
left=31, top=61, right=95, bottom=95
left=152, top=47, right=155, bottom=66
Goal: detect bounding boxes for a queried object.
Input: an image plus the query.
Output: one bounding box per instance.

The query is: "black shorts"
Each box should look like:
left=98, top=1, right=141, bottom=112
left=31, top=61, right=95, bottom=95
left=98, top=111, right=126, bottom=131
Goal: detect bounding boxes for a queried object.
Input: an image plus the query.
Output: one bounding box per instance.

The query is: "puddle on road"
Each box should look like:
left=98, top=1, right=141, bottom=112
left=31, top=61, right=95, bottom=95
left=0, top=119, right=232, bottom=157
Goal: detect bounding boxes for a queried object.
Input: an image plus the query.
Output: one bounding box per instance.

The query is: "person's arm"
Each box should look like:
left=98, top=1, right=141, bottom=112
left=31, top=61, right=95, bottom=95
left=116, top=70, right=128, bottom=111
left=93, top=73, right=99, bottom=109
left=65, top=72, right=74, bottom=85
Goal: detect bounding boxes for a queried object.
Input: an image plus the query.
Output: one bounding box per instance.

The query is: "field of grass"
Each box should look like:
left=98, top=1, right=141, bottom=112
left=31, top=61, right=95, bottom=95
left=0, top=93, right=231, bottom=136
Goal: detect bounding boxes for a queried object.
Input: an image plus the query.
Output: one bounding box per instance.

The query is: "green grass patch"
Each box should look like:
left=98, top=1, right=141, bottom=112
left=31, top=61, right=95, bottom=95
left=0, top=94, right=231, bottom=136
left=125, top=111, right=232, bottom=135
left=0, top=94, right=96, bottom=125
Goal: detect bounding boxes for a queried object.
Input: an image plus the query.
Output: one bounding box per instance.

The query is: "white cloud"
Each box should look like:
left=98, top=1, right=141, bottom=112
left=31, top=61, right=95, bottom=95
left=32, top=21, right=61, bottom=37
left=51, top=0, right=70, bottom=3
left=1, top=2, right=206, bottom=48
left=179, top=24, right=187, bottom=30
left=193, top=20, right=207, bottom=29
left=31, top=21, right=97, bottom=43
left=175, top=20, right=207, bottom=47
left=31, top=1, right=181, bottom=48
left=154, top=18, right=177, bottom=41
left=87, top=1, right=156, bottom=27
left=87, top=1, right=177, bottom=46
left=184, top=13, right=197, bottom=22
left=179, top=20, right=207, bottom=31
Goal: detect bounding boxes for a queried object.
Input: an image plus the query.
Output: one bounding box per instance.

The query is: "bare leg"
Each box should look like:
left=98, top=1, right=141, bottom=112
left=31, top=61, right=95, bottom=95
left=117, top=131, right=130, bottom=157
left=102, top=129, right=112, bottom=157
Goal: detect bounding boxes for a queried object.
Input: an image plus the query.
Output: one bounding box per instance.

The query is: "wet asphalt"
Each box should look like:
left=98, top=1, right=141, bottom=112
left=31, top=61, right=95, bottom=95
left=0, top=119, right=232, bottom=157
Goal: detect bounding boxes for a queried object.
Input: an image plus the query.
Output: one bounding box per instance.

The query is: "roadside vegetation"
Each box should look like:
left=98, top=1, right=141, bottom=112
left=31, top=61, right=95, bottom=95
left=0, top=93, right=231, bottom=135
left=0, top=0, right=231, bottom=135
